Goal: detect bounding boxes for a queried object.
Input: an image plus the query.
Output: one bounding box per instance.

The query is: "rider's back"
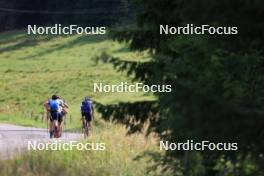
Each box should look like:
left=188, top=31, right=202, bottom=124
left=81, top=100, right=92, bottom=113
left=49, top=99, right=60, bottom=111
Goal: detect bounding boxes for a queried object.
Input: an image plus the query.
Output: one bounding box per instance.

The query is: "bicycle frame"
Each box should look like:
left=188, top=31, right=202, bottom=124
left=83, top=119, right=90, bottom=138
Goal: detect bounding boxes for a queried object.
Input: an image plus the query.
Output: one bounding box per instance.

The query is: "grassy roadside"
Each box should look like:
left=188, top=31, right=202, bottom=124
left=0, top=123, right=163, bottom=176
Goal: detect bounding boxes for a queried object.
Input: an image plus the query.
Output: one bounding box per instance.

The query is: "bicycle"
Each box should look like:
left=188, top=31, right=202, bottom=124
left=49, top=112, right=62, bottom=138
left=82, top=118, right=90, bottom=138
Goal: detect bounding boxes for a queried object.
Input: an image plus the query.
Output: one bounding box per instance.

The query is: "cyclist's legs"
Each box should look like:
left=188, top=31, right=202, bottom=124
left=81, top=112, right=87, bottom=128
left=49, top=111, right=59, bottom=137
left=85, top=112, right=92, bottom=128
left=49, top=117, right=53, bottom=133
left=58, top=112, right=63, bottom=126
left=82, top=112, right=90, bottom=128
left=51, top=112, right=59, bottom=126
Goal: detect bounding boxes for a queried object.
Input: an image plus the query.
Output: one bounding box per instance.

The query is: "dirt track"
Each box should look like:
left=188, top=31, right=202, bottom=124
left=0, top=123, right=81, bottom=159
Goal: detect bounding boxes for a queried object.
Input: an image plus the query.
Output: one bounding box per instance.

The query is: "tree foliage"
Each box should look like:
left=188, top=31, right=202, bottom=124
left=0, top=0, right=131, bottom=31
left=96, top=0, right=264, bottom=175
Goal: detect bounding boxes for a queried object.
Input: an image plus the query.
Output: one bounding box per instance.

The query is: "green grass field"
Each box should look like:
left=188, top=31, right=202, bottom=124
left=0, top=30, right=153, bottom=128
left=0, top=30, right=163, bottom=175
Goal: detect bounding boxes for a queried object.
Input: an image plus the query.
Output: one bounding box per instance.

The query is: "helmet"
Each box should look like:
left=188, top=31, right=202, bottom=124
left=85, top=96, right=91, bottom=101
left=51, top=95, right=59, bottom=100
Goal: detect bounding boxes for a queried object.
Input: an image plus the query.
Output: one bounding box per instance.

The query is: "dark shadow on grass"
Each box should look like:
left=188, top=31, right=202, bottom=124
left=0, top=34, right=61, bottom=55
left=0, top=39, right=37, bottom=54
left=0, top=34, right=27, bottom=46
left=19, top=34, right=108, bottom=60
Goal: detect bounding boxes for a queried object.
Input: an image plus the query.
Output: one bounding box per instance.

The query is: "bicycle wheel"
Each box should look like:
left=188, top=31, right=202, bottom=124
left=84, top=120, right=89, bottom=138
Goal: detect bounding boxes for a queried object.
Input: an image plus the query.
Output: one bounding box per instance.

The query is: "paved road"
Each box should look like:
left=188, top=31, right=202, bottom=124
left=0, top=123, right=81, bottom=159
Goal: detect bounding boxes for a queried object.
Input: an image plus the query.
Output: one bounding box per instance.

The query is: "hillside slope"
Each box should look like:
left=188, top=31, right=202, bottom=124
left=0, top=30, right=152, bottom=128
left=0, top=31, right=162, bottom=176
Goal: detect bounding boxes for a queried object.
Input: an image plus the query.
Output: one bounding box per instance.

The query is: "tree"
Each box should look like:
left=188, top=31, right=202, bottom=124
left=96, top=0, right=264, bottom=175
left=0, top=0, right=131, bottom=31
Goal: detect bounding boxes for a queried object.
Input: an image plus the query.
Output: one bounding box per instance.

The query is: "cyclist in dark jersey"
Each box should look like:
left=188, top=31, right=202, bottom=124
left=81, top=96, right=94, bottom=129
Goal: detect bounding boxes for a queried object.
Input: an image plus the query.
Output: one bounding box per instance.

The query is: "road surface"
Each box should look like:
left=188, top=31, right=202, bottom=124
left=0, top=123, right=81, bottom=159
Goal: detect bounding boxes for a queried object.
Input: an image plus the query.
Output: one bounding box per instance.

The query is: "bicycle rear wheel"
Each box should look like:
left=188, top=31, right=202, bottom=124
left=83, top=120, right=89, bottom=138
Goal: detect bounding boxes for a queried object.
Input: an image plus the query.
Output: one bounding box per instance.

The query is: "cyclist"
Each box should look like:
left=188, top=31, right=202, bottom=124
left=56, top=96, right=69, bottom=127
left=81, top=96, right=94, bottom=130
left=44, top=95, right=68, bottom=138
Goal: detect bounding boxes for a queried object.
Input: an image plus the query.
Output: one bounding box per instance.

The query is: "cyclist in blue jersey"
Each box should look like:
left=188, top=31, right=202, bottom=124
left=44, top=95, right=68, bottom=138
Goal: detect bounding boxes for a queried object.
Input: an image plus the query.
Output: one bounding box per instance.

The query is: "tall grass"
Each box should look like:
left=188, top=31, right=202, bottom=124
left=0, top=124, right=161, bottom=176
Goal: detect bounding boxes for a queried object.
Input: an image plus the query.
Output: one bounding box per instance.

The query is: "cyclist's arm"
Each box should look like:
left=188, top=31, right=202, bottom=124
left=63, top=102, right=69, bottom=108
left=80, top=104, right=83, bottom=113
left=44, top=101, right=49, bottom=110
left=44, top=101, right=50, bottom=120
left=80, top=105, right=84, bottom=119
left=59, top=99, right=68, bottom=108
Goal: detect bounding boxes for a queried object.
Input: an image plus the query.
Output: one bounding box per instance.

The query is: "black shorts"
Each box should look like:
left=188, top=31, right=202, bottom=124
left=50, top=111, right=63, bottom=123
left=82, top=112, right=92, bottom=122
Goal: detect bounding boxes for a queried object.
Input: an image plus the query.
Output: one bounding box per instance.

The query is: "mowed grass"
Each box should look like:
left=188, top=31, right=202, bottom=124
left=0, top=30, right=153, bottom=128
left=0, top=31, right=162, bottom=175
